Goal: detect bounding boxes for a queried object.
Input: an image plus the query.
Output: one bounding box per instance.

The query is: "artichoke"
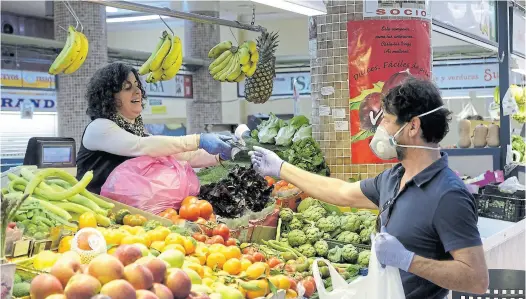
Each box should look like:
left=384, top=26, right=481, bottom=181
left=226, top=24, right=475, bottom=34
left=336, top=231, right=360, bottom=244
left=298, top=243, right=317, bottom=258
left=327, top=246, right=342, bottom=263
left=279, top=208, right=294, bottom=222
left=314, top=240, right=329, bottom=257
left=305, top=226, right=323, bottom=244
left=342, top=244, right=358, bottom=263
left=358, top=250, right=371, bottom=267
left=297, top=197, right=319, bottom=213
left=322, top=233, right=331, bottom=239
left=280, top=232, right=289, bottom=239
left=336, top=231, right=350, bottom=242
left=316, top=215, right=339, bottom=232
left=303, top=205, right=327, bottom=222
left=288, top=229, right=307, bottom=247
left=289, top=217, right=304, bottom=230
left=360, top=226, right=375, bottom=244
left=340, top=214, right=361, bottom=232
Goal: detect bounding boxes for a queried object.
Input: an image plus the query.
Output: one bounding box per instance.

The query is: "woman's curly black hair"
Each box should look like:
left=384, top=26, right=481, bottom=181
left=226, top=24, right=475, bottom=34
left=85, top=62, right=147, bottom=120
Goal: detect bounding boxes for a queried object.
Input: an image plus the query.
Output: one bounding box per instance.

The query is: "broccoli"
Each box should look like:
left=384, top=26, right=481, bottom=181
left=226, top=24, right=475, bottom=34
left=12, top=282, right=30, bottom=297
left=327, top=246, right=342, bottom=263
left=340, top=214, right=361, bottom=232
left=143, top=220, right=163, bottom=231
left=288, top=229, right=307, bottom=247
left=279, top=208, right=294, bottom=222
left=342, top=244, right=359, bottom=263
left=289, top=217, right=304, bottom=231
left=358, top=250, right=371, bottom=267
left=305, top=226, right=323, bottom=244
left=298, top=243, right=317, bottom=258
left=314, top=240, right=329, bottom=257
left=303, top=205, right=327, bottom=222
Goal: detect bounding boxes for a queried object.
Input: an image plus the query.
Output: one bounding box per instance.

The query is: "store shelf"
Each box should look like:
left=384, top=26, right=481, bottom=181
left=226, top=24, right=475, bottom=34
left=444, top=147, right=501, bottom=174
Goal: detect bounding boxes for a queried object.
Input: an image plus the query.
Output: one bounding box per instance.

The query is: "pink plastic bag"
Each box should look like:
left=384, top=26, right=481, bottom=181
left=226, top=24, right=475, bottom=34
left=101, top=156, right=200, bottom=215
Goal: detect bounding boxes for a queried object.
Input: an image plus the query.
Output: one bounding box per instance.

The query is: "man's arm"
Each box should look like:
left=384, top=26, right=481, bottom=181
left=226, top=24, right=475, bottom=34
left=408, top=246, right=489, bottom=294
left=280, top=162, right=378, bottom=209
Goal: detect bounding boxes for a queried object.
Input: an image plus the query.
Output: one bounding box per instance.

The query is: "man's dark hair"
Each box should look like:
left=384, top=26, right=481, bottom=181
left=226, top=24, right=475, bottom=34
left=85, top=62, right=147, bottom=120
left=382, top=77, right=452, bottom=144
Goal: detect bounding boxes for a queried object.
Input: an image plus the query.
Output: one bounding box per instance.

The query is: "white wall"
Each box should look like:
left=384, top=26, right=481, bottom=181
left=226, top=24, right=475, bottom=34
left=106, top=16, right=311, bottom=124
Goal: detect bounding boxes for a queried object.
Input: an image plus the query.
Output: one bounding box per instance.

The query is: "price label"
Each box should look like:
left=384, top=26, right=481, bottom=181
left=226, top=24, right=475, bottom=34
left=319, top=105, right=331, bottom=116
left=334, top=121, right=349, bottom=131
left=332, top=108, right=346, bottom=119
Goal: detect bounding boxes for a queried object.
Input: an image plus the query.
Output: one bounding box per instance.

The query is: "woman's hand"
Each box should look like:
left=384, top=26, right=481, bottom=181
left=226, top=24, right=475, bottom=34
left=199, top=134, right=234, bottom=160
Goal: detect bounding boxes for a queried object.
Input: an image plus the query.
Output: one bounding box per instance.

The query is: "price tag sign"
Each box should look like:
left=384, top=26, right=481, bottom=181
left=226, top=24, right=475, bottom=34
left=319, top=105, right=331, bottom=116
left=332, top=108, right=346, bottom=119
left=334, top=121, right=349, bottom=131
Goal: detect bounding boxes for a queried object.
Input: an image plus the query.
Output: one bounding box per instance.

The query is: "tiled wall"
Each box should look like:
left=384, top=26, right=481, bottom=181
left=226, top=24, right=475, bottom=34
left=184, top=12, right=222, bottom=134
left=54, top=2, right=108, bottom=149
left=310, top=0, right=429, bottom=181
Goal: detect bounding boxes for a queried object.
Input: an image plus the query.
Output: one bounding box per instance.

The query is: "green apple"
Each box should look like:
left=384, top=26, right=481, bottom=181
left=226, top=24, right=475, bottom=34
left=158, top=249, right=184, bottom=268
left=183, top=268, right=202, bottom=285
left=133, top=243, right=151, bottom=257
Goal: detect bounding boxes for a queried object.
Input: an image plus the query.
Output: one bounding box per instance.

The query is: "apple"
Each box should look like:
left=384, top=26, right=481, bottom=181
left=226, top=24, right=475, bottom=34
left=158, top=249, right=184, bottom=268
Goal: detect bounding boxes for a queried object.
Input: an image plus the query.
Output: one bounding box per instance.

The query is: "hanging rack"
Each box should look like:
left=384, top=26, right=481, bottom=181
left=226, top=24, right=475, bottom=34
left=83, top=0, right=267, bottom=33
left=158, top=15, right=174, bottom=36
left=63, top=1, right=83, bottom=32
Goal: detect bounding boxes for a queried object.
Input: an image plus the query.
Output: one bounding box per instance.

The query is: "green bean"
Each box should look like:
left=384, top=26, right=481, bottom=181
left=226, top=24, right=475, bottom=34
left=46, top=179, right=72, bottom=189
left=26, top=170, right=93, bottom=201
left=25, top=197, right=72, bottom=220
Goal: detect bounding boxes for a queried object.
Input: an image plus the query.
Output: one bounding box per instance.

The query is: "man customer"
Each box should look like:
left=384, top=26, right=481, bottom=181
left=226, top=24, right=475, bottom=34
left=249, top=78, right=489, bottom=299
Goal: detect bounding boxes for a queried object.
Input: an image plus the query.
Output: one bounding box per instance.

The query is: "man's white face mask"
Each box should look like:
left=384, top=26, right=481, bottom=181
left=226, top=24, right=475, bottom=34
left=370, top=105, right=445, bottom=160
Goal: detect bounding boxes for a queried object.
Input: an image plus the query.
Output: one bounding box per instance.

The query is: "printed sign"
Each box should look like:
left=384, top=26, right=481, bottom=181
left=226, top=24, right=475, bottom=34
left=432, top=63, right=499, bottom=89
left=348, top=20, right=431, bottom=164
left=237, top=71, right=311, bottom=98
left=1, top=89, right=56, bottom=112
left=512, top=7, right=525, bottom=55
left=1, top=70, right=56, bottom=89
left=363, top=0, right=430, bottom=19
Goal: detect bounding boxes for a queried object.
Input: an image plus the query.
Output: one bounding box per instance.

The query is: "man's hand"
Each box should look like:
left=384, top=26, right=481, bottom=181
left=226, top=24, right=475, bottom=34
left=249, top=146, right=284, bottom=178
left=375, top=226, right=415, bottom=272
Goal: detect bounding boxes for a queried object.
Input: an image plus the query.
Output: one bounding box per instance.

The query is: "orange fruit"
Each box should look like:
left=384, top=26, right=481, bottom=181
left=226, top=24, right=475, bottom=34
left=163, top=243, right=186, bottom=255
left=240, top=258, right=252, bottom=271
left=79, top=212, right=97, bottom=229
left=165, top=233, right=185, bottom=246
left=222, top=246, right=241, bottom=260
left=223, top=258, right=242, bottom=275
left=206, top=252, right=226, bottom=269
left=183, top=237, right=197, bottom=255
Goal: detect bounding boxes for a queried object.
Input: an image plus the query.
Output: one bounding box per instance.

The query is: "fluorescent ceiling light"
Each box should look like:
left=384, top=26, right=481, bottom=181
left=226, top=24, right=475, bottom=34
left=107, top=15, right=169, bottom=23
left=106, top=7, right=118, bottom=13
left=250, top=0, right=326, bottom=16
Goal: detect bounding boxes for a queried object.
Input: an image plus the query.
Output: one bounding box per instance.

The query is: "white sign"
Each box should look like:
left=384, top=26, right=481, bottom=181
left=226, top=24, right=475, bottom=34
left=512, top=6, right=525, bottom=55
left=332, top=108, right=346, bottom=119
left=363, top=0, right=431, bottom=19
left=319, top=105, right=331, bottom=116
left=238, top=71, right=311, bottom=98
left=432, top=63, right=499, bottom=89
left=1, top=89, right=56, bottom=112
left=334, top=121, right=349, bottom=132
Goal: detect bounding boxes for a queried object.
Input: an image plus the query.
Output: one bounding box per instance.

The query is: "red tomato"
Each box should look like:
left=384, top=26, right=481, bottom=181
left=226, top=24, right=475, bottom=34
left=265, top=176, right=275, bottom=187
left=267, top=257, right=281, bottom=268
left=252, top=252, right=265, bottom=262
left=288, top=278, right=297, bottom=292
left=225, top=238, right=238, bottom=246
left=212, top=224, right=230, bottom=240
left=181, top=196, right=198, bottom=207
left=241, top=254, right=255, bottom=263
left=195, top=218, right=213, bottom=237
left=192, top=232, right=207, bottom=242
left=242, top=247, right=256, bottom=255
left=197, top=200, right=214, bottom=220
left=159, top=208, right=178, bottom=219
left=301, top=279, right=316, bottom=298
left=209, top=235, right=225, bottom=245
left=179, top=203, right=200, bottom=221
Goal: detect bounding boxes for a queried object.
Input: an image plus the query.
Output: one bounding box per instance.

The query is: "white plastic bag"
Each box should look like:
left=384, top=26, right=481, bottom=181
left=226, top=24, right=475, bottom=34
left=312, top=236, right=405, bottom=299
left=456, top=101, right=479, bottom=121
left=498, top=176, right=525, bottom=194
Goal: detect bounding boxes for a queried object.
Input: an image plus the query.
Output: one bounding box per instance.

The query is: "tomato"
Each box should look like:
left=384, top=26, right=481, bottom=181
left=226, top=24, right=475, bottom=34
left=170, top=214, right=185, bottom=225
left=225, top=238, right=238, bottom=246
left=179, top=203, right=200, bottom=221
left=288, top=278, right=298, bottom=292
left=209, top=213, right=217, bottom=223
left=264, top=176, right=275, bottom=187
left=276, top=180, right=288, bottom=187
left=159, top=208, right=178, bottom=219
left=301, top=278, right=316, bottom=298
left=123, top=214, right=147, bottom=226
left=181, top=196, right=198, bottom=207
left=241, top=254, right=255, bottom=263
left=208, top=235, right=225, bottom=245
left=212, top=224, right=230, bottom=241
left=195, top=218, right=213, bottom=236
left=192, top=232, right=207, bottom=242
left=252, top=252, right=265, bottom=262
left=197, top=200, right=214, bottom=220
left=79, top=212, right=97, bottom=229
left=267, top=257, right=282, bottom=269
left=242, top=247, right=256, bottom=255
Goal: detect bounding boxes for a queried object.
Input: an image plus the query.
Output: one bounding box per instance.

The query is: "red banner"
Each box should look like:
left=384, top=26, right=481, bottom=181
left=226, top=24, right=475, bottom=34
left=347, top=20, right=431, bottom=164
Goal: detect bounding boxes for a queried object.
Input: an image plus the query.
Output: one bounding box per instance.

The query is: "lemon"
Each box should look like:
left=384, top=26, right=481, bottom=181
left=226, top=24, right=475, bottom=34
left=33, top=250, right=60, bottom=270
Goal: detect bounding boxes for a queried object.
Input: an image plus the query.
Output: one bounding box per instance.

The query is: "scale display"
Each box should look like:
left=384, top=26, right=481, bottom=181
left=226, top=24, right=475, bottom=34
left=42, top=146, right=72, bottom=164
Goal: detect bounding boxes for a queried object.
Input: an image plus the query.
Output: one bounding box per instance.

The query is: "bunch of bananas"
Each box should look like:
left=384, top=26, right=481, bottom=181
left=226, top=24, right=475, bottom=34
left=48, top=26, right=89, bottom=75
left=139, top=30, right=183, bottom=83
left=208, top=40, right=259, bottom=82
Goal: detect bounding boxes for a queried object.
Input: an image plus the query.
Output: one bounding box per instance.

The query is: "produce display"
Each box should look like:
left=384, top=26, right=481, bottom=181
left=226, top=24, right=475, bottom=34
left=139, top=30, right=183, bottom=83
left=208, top=40, right=259, bottom=82
left=512, top=134, right=525, bottom=163
left=244, top=32, right=279, bottom=104
left=494, top=84, right=526, bottom=123
left=49, top=25, right=89, bottom=75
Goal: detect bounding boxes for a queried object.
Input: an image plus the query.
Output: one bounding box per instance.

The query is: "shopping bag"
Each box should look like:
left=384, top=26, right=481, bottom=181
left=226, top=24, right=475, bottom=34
left=312, top=236, right=405, bottom=299
left=101, top=155, right=200, bottom=215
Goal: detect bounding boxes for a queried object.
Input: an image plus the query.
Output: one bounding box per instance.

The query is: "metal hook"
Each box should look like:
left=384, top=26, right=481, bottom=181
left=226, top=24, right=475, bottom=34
left=159, top=15, right=174, bottom=35
left=63, top=1, right=83, bottom=32
left=498, top=51, right=505, bottom=63
left=229, top=27, right=239, bottom=45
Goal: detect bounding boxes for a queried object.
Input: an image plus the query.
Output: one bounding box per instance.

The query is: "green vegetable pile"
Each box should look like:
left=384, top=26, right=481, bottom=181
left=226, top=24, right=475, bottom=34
left=512, top=135, right=525, bottom=163
left=12, top=272, right=33, bottom=297
left=278, top=137, right=329, bottom=176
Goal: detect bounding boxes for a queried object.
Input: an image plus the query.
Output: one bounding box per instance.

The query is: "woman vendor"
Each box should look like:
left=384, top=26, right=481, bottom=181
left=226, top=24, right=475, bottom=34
left=77, top=62, right=233, bottom=194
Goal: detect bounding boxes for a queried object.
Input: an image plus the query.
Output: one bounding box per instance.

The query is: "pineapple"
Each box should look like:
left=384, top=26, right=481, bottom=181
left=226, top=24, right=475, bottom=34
left=244, top=31, right=279, bottom=104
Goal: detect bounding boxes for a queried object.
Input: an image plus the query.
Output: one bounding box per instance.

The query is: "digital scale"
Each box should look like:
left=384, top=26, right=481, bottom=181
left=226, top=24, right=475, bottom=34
left=23, top=137, right=76, bottom=172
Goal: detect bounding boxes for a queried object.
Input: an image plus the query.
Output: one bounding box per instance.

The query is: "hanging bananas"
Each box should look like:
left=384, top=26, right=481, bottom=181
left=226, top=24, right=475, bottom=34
left=139, top=30, right=184, bottom=83
left=208, top=40, right=259, bottom=83
left=49, top=26, right=89, bottom=75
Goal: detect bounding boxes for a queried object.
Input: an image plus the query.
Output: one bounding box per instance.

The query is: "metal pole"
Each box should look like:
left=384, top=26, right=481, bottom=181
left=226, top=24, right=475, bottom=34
left=84, top=0, right=267, bottom=33
left=497, top=0, right=511, bottom=170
